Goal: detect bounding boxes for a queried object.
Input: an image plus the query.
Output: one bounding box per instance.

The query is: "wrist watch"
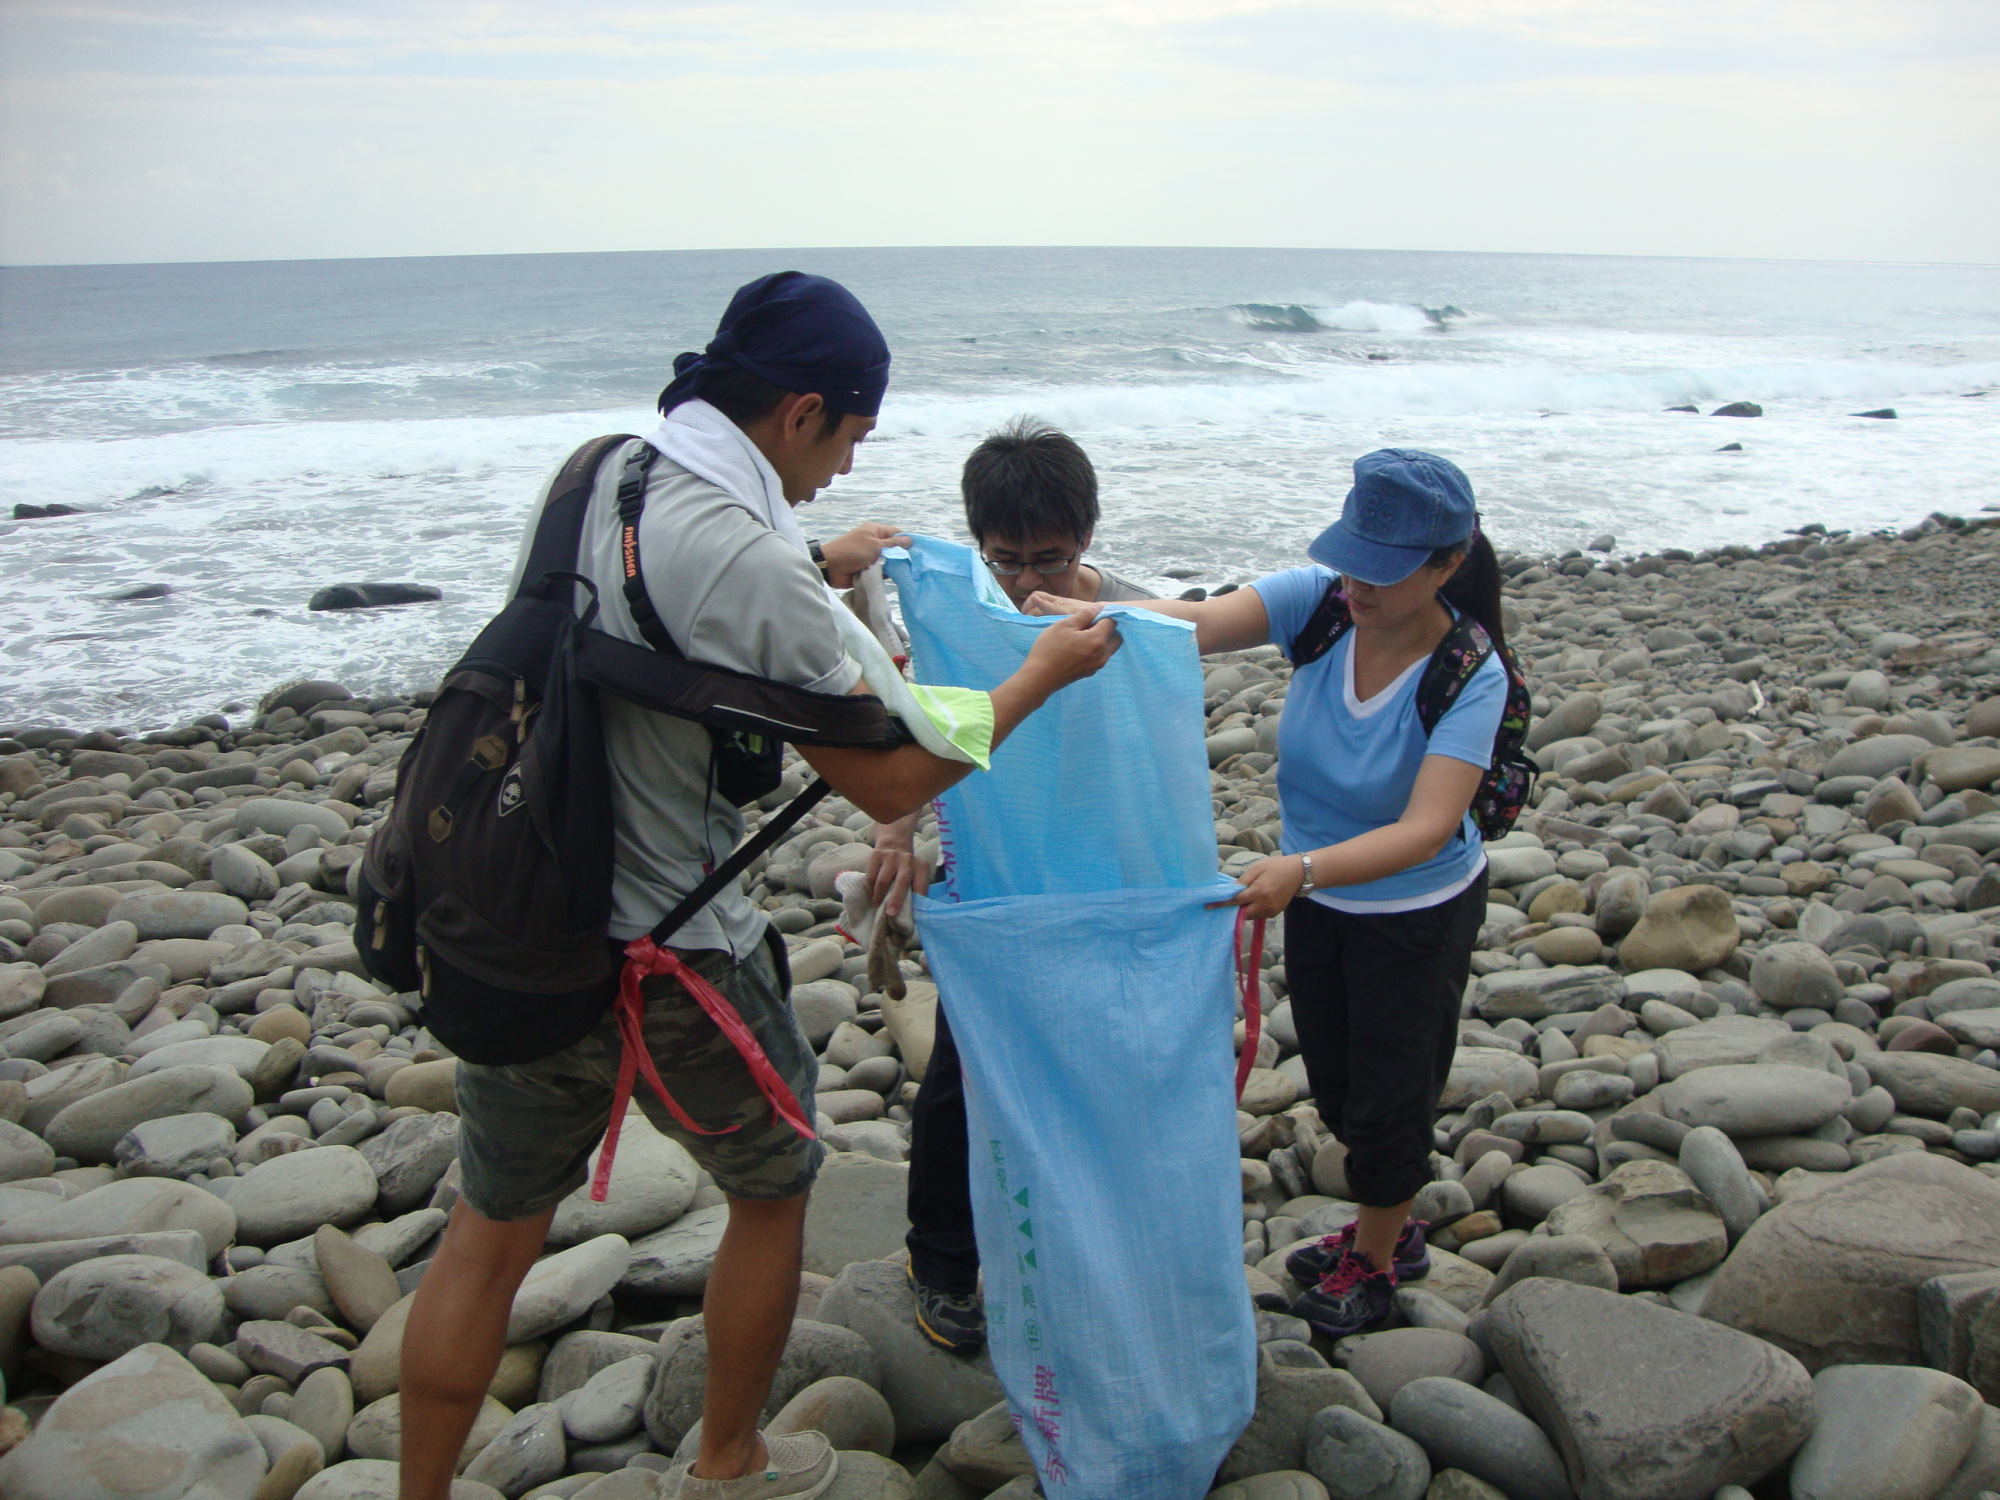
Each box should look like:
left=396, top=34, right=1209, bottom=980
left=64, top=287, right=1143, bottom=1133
left=807, top=540, right=829, bottom=574
left=1298, top=853, right=1316, bottom=893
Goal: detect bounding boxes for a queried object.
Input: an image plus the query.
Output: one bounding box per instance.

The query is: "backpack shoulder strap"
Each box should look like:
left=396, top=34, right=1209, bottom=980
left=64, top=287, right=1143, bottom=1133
left=648, top=777, right=836, bottom=946
left=612, top=441, right=687, bottom=660
left=519, top=434, right=639, bottom=599
left=1414, top=615, right=1497, bottom=736
left=1289, top=580, right=1353, bottom=668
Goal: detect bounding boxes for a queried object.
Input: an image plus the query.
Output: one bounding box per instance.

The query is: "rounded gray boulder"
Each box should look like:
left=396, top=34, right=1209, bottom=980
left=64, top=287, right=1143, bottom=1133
left=31, top=1254, right=227, bottom=1360
left=45, top=1065, right=252, bottom=1165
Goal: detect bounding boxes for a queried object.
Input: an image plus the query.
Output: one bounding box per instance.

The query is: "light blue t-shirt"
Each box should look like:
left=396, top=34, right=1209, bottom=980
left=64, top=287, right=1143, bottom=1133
left=1251, top=565, right=1509, bottom=913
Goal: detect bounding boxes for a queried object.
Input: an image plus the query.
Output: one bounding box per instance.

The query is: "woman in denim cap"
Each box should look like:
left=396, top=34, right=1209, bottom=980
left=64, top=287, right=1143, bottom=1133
left=1028, top=447, right=1518, bottom=1338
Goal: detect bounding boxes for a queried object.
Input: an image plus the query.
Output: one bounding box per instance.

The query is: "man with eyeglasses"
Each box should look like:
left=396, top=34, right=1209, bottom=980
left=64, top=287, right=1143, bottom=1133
left=961, top=419, right=1157, bottom=612
left=869, top=418, right=1157, bottom=1355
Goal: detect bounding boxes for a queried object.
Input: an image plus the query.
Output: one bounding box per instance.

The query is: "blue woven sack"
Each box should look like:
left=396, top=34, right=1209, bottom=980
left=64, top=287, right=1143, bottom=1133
left=887, top=539, right=1216, bottom=899
left=889, top=539, right=1255, bottom=1498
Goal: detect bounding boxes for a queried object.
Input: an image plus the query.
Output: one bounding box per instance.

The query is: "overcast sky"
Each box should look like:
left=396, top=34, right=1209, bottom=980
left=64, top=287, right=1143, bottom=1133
left=3, top=0, right=1995, bottom=267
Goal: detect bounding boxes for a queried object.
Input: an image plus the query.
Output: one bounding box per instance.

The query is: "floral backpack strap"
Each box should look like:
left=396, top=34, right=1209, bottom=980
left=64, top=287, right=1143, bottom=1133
left=1288, top=580, right=1354, bottom=669
left=1415, top=618, right=1538, bottom=840
left=1412, top=615, right=1494, bottom=734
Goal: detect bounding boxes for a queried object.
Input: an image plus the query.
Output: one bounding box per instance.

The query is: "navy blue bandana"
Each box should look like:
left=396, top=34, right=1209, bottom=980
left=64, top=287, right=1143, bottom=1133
left=658, top=271, right=891, bottom=418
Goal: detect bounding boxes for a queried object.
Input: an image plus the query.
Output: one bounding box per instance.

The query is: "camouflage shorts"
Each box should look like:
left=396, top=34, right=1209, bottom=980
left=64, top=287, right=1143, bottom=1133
left=455, top=930, right=826, bottom=1220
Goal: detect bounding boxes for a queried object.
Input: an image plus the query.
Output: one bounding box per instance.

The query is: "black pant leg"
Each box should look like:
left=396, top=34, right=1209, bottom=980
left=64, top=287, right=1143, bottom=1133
left=1328, top=879, right=1485, bottom=1208
left=1282, top=898, right=1353, bottom=1131
left=904, top=1001, right=981, bottom=1294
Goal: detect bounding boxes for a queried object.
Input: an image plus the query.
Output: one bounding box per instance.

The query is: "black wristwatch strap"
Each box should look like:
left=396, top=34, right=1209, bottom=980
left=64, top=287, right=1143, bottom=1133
left=808, top=539, right=828, bottom=574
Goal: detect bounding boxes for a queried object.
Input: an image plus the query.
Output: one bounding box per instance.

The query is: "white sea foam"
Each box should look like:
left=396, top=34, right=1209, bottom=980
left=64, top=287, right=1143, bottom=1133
left=3, top=247, right=1995, bottom=728
left=880, top=358, right=2000, bottom=439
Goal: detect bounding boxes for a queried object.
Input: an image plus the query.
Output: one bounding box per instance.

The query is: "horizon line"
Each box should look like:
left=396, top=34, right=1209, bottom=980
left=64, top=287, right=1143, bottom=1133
left=5, top=243, right=1997, bottom=274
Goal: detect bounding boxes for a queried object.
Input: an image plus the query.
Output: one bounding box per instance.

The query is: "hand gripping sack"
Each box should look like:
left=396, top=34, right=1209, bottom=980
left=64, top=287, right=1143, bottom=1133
left=887, top=539, right=1256, bottom=1499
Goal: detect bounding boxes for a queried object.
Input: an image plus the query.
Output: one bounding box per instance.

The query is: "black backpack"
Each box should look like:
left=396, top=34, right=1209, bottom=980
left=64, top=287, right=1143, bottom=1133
left=1289, top=581, right=1534, bottom=840
left=356, top=434, right=909, bottom=1066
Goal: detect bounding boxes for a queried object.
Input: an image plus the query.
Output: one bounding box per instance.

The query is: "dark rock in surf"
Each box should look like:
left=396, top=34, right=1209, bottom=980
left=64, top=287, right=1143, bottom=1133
left=12, top=504, right=83, bottom=520
left=308, top=583, right=444, bottom=612
left=1711, top=402, right=1763, bottom=418
left=259, top=679, right=354, bottom=716
left=1179, top=588, right=1209, bottom=603
left=1665, top=405, right=1699, bottom=413
left=110, top=585, right=173, bottom=602
left=1852, top=408, right=1898, bottom=419
left=1717, top=443, right=1744, bottom=453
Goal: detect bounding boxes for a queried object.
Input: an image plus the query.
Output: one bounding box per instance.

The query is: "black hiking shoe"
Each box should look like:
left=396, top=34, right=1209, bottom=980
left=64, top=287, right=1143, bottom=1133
left=907, top=1264, right=986, bottom=1356
left=1291, top=1250, right=1398, bottom=1341
left=1284, top=1219, right=1430, bottom=1288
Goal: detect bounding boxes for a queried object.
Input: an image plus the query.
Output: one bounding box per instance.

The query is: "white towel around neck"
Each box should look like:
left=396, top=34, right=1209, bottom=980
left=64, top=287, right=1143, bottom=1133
left=647, top=398, right=809, bottom=556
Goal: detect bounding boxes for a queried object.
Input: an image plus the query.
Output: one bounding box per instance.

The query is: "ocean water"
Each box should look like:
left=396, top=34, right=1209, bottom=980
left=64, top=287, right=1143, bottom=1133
left=2, top=246, right=1996, bottom=730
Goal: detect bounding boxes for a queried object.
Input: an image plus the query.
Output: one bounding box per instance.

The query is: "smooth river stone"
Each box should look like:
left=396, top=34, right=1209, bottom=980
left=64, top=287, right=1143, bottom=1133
left=44, top=1064, right=252, bottom=1164
left=1655, top=1063, right=1850, bottom=1137
left=1702, top=1153, right=2000, bottom=1370
left=1860, top=1050, right=2000, bottom=1120
left=1386, top=1376, right=1569, bottom=1500
left=227, top=1145, right=380, bottom=1245
left=0, top=1342, right=268, bottom=1500
left=30, top=1253, right=227, bottom=1360
left=0, top=1176, right=237, bottom=1258
left=1648, top=1016, right=1792, bottom=1088
left=544, top=1109, right=699, bottom=1247
left=107, top=891, right=252, bottom=941
left=1539, top=1161, right=1725, bottom=1288
left=506, top=1234, right=630, bottom=1344
left=1787, top=1364, right=1985, bottom=1500
left=619, top=1203, right=730, bottom=1298
left=1483, top=1279, right=1813, bottom=1500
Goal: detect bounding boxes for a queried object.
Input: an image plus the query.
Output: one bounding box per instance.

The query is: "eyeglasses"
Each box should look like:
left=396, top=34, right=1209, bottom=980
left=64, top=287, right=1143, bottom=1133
left=982, top=553, right=1077, bottom=576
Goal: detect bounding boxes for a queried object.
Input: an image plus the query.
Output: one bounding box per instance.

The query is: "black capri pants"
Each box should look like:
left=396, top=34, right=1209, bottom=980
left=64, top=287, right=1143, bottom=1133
left=1282, top=868, right=1487, bottom=1208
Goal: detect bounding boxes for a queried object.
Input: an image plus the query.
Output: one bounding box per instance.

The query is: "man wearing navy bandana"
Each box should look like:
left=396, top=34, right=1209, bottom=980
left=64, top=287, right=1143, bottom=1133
left=397, top=273, right=1121, bottom=1500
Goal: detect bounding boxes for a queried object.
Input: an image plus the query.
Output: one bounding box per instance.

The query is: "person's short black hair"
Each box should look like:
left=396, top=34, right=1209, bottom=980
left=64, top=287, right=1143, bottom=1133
left=961, top=419, right=1099, bottom=544
left=673, top=364, right=844, bottom=439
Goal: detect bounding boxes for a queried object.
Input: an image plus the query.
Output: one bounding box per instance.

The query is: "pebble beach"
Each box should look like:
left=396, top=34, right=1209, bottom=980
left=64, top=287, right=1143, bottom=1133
left=0, top=511, right=1998, bottom=1500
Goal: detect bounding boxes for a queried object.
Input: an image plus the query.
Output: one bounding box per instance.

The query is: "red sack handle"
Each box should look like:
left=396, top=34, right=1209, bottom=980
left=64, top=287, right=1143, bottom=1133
left=1234, top=909, right=1266, bottom=1102
left=590, top=937, right=818, bottom=1202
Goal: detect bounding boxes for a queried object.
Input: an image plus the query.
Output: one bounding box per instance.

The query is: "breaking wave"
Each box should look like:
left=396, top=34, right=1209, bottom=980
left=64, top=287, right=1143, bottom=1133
left=1226, top=300, right=1470, bottom=334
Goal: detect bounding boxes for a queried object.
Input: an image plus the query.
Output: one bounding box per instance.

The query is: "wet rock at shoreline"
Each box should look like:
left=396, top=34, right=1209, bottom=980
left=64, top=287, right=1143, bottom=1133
left=307, top=583, right=444, bottom=612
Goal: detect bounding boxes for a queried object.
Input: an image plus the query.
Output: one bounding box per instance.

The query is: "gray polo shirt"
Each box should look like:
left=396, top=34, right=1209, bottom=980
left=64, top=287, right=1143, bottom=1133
left=508, top=439, right=862, bottom=959
left=1091, top=565, right=1158, bottom=603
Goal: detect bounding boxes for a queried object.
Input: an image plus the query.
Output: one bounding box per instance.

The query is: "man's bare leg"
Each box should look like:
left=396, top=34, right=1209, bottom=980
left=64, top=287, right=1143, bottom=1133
left=690, top=1190, right=811, bottom=1480
left=398, top=1200, right=556, bottom=1500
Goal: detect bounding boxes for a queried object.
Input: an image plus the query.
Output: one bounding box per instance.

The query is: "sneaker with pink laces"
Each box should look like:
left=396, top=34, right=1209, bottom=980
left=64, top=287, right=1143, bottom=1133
left=1284, top=1218, right=1430, bottom=1287
left=1289, top=1249, right=1398, bottom=1341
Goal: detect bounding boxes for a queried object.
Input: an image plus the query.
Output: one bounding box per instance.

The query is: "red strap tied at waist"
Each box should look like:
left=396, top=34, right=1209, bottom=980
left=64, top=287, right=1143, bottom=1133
left=589, top=936, right=818, bottom=1202
left=1234, top=909, right=1266, bottom=1102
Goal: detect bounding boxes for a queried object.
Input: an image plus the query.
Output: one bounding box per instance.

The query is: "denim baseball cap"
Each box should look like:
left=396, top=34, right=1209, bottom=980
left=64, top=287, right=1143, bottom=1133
left=1307, top=448, right=1478, bottom=586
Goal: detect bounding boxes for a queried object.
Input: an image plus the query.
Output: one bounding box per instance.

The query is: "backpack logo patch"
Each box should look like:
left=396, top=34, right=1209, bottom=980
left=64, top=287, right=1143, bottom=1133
left=497, top=764, right=526, bottom=817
